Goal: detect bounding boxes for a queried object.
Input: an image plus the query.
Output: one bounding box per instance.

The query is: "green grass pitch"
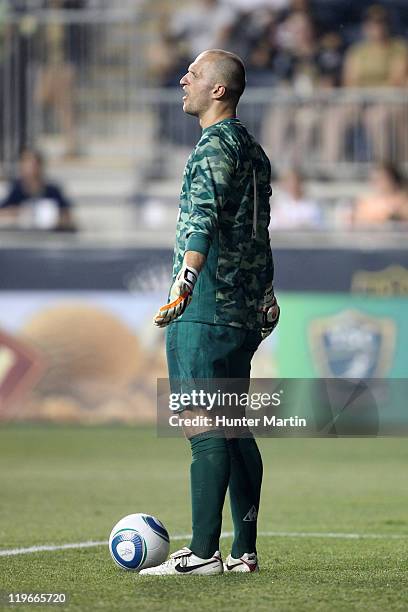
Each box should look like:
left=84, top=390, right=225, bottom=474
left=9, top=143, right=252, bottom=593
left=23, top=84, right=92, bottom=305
left=0, top=425, right=407, bottom=611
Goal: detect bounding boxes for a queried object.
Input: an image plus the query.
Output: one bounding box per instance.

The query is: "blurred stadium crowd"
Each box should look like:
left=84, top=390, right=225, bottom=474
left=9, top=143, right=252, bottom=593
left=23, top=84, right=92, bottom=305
left=153, top=0, right=408, bottom=89
left=1, top=0, right=408, bottom=233
left=153, top=1, right=408, bottom=166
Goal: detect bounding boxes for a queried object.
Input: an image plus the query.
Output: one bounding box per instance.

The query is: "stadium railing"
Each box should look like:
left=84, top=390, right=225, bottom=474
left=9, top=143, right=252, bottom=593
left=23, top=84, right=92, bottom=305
left=137, top=87, right=408, bottom=180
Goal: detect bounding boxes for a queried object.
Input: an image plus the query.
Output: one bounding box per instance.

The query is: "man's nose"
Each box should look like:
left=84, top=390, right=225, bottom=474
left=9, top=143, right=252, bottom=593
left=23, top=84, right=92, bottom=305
left=180, top=74, right=188, bottom=86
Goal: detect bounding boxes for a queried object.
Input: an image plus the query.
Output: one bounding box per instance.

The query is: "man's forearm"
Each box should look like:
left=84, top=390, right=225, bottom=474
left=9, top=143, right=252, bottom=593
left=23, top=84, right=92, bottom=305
left=184, top=250, right=206, bottom=274
left=0, top=207, right=19, bottom=227
left=0, top=206, right=19, bottom=219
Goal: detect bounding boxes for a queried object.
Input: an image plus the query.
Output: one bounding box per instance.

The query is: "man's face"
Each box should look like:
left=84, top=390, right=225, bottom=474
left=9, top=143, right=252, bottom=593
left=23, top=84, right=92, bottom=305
left=180, top=54, right=216, bottom=117
left=20, top=153, right=42, bottom=182
left=364, top=19, right=388, bottom=43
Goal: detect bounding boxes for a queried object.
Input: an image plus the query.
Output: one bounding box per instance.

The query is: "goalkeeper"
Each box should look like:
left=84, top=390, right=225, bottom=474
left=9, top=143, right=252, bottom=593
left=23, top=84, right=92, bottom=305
left=143, top=49, right=279, bottom=576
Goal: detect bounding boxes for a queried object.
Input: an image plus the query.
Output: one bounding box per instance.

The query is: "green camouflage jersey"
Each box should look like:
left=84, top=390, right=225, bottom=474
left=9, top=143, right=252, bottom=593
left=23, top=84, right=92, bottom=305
left=172, top=117, right=274, bottom=329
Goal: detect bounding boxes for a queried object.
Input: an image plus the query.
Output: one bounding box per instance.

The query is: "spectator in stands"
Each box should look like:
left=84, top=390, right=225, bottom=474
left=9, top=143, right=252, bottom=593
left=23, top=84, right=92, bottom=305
left=269, top=168, right=323, bottom=229
left=147, top=12, right=187, bottom=87
left=316, top=32, right=344, bottom=88
left=276, top=0, right=314, bottom=52
left=245, top=10, right=280, bottom=86
left=0, top=149, right=76, bottom=231
left=168, top=0, right=237, bottom=60
left=353, top=162, right=408, bottom=225
left=344, top=5, right=407, bottom=89
left=325, top=5, right=408, bottom=163
left=35, top=0, right=83, bottom=158
left=282, top=9, right=322, bottom=91
left=266, top=11, right=322, bottom=164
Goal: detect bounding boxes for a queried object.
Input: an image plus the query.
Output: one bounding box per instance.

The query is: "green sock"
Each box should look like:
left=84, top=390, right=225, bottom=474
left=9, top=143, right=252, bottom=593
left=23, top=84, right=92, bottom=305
left=189, top=434, right=230, bottom=558
left=227, top=437, right=263, bottom=557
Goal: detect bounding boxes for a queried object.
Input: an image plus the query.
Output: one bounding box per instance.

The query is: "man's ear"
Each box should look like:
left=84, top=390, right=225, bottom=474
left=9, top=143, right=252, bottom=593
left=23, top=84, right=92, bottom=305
left=212, top=83, right=226, bottom=99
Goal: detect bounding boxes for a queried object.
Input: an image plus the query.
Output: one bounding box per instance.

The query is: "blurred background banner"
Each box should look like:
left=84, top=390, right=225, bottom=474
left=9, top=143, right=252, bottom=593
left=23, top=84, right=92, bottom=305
left=1, top=0, right=408, bottom=422
left=0, top=244, right=407, bottom=423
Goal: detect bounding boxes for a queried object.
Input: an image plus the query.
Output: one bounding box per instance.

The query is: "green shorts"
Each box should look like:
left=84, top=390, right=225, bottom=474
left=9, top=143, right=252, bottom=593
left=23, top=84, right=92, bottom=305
left=166, top=321, right=262, bottom=385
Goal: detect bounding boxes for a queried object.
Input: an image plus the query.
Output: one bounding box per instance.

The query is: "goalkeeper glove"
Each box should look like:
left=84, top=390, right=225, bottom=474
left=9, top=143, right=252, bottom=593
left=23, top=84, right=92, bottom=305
left=260, top=283, right=280, bottom=340
left=153, top=264, right=198, bottom=328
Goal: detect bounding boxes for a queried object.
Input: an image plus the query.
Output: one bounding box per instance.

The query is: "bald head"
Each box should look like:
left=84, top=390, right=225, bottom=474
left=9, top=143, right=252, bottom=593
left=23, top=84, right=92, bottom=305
left=180, top=49, right=246, bottom=123
left=200, top=49, right=246, bottom=104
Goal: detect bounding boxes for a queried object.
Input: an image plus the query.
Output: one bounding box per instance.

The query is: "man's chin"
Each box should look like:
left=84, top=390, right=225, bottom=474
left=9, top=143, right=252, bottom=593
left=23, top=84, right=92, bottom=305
left=182, top=101, right=198, bottom=117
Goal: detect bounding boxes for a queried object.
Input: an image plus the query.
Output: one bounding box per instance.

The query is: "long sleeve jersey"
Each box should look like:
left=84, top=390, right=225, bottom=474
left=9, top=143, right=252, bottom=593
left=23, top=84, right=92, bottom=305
left=172, top=117, right=274, bottom=329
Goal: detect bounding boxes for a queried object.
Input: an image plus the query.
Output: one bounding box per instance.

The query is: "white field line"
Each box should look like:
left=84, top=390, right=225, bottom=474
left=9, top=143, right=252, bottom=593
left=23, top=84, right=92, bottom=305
left=1, top=531, right=408, bottom=558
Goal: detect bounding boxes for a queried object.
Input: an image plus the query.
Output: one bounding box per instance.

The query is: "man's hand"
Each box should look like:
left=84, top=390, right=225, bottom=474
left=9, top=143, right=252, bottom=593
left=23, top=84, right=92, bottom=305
left=153, top=264, right=198, bottom=328
left=260, top=283, right=280, bottom=339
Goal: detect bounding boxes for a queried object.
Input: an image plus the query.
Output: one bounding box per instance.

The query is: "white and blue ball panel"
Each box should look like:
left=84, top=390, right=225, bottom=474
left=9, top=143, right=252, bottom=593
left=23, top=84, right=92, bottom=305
left=110, top=529, right=147, bottom=570
left=142, top=515, right=170, bottom=543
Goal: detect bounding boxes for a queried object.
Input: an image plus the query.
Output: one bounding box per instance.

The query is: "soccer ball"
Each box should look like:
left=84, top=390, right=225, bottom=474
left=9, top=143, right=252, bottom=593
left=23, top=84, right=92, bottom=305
left=108, top=513, right=170, bottom=571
